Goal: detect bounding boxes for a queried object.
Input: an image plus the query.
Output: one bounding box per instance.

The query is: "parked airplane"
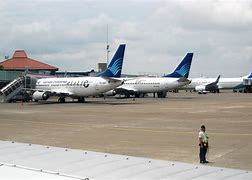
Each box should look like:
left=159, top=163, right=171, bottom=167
left=105, top=53, right=193, bottom=98
left=32, top=44, right=126, bottom=103
left=182, top=73, right=252, bottom=94
left=195, top=75, right=220, bottom=94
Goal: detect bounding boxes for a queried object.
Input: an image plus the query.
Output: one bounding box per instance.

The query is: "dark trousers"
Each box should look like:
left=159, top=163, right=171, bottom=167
left=199, top=146, right=207, bottom=162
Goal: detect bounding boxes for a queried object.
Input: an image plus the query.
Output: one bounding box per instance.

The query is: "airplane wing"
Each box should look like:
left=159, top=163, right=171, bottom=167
left=114, top=87, right=137, bottom=95
left=177, top=77, right=191, bottom=84
left=204, top=75, right=221, bottom=90
left=100, top=77, right=125, bottom=85
left=47, top=90, right=73, bottom=96
left=25, top=88, right=73, bottom=102
left=26, top=88, right=73, bottom=96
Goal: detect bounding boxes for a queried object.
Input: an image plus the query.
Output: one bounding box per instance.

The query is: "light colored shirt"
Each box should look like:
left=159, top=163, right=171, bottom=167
left=199, top=130, right=208, bottom=143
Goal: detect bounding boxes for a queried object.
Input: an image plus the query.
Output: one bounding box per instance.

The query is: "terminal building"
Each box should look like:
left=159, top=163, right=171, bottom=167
left=0, top=50, right=58, bottom=74
left=0, top=50, right=58, bottom=88
left=0, top=50, right=59, bottom=102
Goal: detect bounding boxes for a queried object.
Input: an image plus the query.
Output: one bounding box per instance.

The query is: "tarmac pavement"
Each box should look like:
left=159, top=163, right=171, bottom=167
left=0, top=91, right=252, bottom=171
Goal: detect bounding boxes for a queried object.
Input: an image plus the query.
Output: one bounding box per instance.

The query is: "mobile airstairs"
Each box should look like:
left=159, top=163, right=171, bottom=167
left=0, top=76, right=33, bottom=103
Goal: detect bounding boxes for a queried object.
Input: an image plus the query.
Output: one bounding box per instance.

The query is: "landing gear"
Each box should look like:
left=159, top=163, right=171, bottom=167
left=124, top=94, right=130, bottom=98
left=210, top=89, right=220, bottom=93
left=58, top=97, right=65, bottom=103
left=134, top=93, right=140, bottom=98
left=78, top=97, right=85, bottom=103
left=134, top=93, right=145, bottom=98
left=157, top=91, right=167, bottom=98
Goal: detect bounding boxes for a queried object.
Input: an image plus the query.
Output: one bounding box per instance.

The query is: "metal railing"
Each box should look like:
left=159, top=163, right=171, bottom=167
left=0, top=76, right=27, bottom=102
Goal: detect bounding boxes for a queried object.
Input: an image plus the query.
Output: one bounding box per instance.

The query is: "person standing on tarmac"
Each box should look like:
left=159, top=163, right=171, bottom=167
left=199, top=125, right=209, bottom=164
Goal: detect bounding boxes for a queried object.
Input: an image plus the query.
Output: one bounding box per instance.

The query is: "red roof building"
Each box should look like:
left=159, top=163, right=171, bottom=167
left=0, top=50, right=58, bottom=73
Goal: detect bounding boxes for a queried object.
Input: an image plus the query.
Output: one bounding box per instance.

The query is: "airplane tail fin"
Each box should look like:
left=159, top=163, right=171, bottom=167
left=215, top=75, right=221, bottom=84
left=164, top=53, right=193, bottom=78
left=247, top=73, right=252, bottom=78
left=204, top=75, right=221, bottom=91
left=97, top=44, right=126, bottom=78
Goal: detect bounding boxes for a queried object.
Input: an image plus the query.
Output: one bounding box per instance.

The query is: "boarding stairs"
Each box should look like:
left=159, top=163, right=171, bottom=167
left=0, top=76, right=32, bottom=103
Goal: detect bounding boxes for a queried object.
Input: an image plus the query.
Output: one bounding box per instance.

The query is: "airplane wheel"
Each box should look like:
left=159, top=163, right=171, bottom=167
left=125, top=94, right=130, bottom=98
left=78, top=97, right=85, bottom=103
left=157, top=91, right=166, bottom=98
left=135, top=93, right=141, bottom=98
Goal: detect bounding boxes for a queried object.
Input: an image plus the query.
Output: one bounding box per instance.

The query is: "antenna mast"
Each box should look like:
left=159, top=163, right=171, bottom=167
left=106, top=24, right=110, bottom=67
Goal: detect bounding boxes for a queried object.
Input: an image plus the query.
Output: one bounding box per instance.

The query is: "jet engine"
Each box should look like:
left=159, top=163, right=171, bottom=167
left=33, top=91, right=49, bottom=101
left=195, top=85, right=206, bottom=92
left=195, top=85, right=207, bottom=94
left=103, top=90, right=117, bottom=96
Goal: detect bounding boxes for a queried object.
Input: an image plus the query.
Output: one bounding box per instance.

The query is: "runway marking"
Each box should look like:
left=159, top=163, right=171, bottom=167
left=1, top=118, right=252, bottom=137
left=220, top=105, right=246, bottom=109
left=210, top=149, right=234, bottom=160
left=107, top=127, right=252, bottom=137
left=0, top=119, right=76, bottom=127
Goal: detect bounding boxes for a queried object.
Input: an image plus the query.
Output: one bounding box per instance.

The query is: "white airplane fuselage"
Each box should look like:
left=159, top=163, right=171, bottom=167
left=118, top=77, right=190, bottom=93
left=182, top=77, right=244, bottom=90
left=35, top=77, right=123, bottom=97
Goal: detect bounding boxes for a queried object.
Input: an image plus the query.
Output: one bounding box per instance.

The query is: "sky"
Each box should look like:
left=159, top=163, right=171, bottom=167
left=0, top=0, right=252, bottom=77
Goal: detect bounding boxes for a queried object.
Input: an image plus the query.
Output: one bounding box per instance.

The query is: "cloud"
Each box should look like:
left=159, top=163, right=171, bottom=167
left=0, top=0, right=251, bottom=77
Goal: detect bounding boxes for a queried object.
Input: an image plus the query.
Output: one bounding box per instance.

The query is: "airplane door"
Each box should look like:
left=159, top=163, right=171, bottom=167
left=95, top=81, right=99, bottom=90
left=165, top=82, right=169, bottom=89
left=135, top=80, right=140, bottom=89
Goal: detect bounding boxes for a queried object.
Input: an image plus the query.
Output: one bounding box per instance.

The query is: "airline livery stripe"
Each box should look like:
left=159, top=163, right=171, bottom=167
left=176, top=63, right=190, bottom=76
left=108, top=58, right=123, bottom=75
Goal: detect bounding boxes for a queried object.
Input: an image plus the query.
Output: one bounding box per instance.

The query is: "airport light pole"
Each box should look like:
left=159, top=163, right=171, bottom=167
left=106, top=24, right=110, bottom=67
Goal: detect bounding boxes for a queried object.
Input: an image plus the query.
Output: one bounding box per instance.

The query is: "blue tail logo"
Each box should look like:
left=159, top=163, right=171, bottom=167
left=175, top=63, right=191, bottom=77
left=164, top=53, right=193, bottom=78
left=248, top=73, right=252, bottom=78
left=97, top=44, right=126, bottom=78
left=107, top=57, right=123, bottom=76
